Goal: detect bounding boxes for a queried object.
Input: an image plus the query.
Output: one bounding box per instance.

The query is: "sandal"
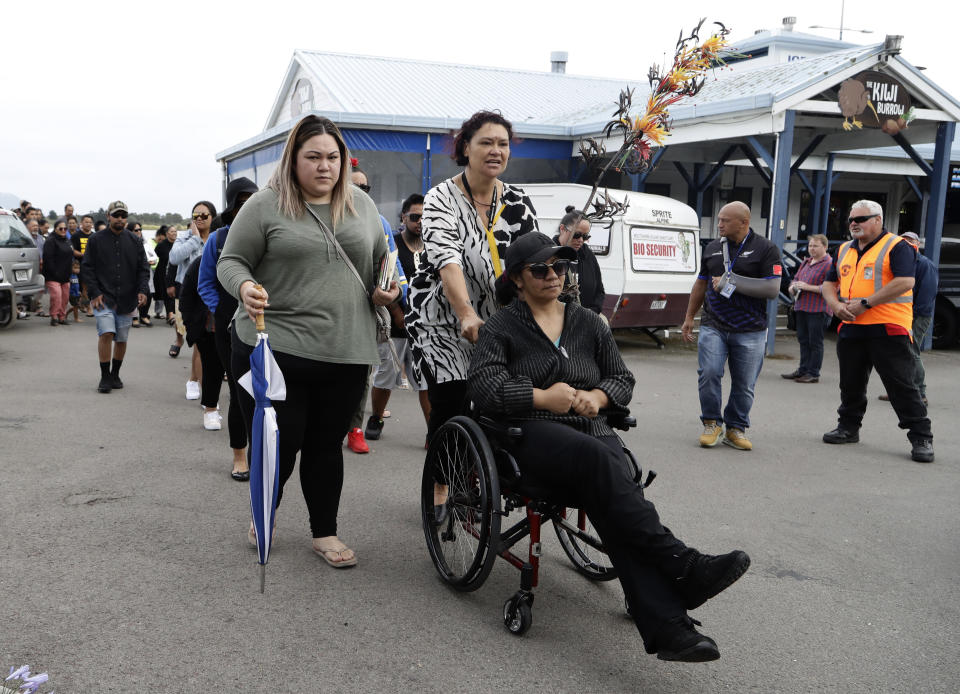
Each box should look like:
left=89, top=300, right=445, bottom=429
left=169, top=344, right=181, bottom=358
left=141, top=317, right=152, bottom=327
left=166, top=315, right=176, bottom=325
left=312, top=538, right=358, bottom=568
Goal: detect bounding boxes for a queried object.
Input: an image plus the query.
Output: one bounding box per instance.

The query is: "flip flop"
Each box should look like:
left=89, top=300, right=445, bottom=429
left=169, top=344, right=181, bottom=358
left=312, top=541, right=358, bottom=568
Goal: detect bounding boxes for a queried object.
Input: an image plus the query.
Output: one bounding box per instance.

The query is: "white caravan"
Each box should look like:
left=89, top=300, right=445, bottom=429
left=523, top=183, right=700, bottom=342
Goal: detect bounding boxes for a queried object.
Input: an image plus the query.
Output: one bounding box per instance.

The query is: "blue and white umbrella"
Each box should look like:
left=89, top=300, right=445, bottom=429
left=238, top=311, right=286, bottom=593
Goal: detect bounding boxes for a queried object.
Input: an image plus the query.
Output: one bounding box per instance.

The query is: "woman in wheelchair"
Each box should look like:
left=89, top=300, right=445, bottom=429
left=467, top=232, right=751, bottom=662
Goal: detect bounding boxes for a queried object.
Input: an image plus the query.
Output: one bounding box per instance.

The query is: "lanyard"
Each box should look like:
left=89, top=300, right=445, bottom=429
left=461, top=174, right=506, bottom=277
left=725, top=231, right=750, bottom=274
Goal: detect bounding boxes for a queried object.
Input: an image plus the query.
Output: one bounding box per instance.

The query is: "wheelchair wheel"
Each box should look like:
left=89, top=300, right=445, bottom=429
left=503, top=591, right=533, bottom=636
left=421, top=416, right=501, bottom=592
left=554, top=507, right=617, bottom=581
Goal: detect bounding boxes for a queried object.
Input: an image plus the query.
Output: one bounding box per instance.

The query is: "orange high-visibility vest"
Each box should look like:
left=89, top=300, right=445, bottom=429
left=836, top=232, right=912, bottom=331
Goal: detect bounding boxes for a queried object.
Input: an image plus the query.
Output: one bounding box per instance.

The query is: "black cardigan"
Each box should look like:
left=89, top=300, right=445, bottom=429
left=42, top=234, right=75, bottom=283
left=468, top=299, right=633, bottom=438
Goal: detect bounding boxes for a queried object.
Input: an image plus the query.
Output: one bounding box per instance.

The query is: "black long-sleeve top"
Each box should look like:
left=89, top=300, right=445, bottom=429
left=468, top=299, right=634, bottom=438
left=154, top=238, right=172, bottom=289
left=42, top=234, right=75, bottom=283
left=553, top=235, right=605, bottom=314
left=79, top=229, right=150, bottom=314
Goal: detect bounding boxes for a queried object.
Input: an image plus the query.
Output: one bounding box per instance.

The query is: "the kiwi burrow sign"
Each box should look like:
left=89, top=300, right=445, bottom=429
left=836, top=70, right=915, bottom=134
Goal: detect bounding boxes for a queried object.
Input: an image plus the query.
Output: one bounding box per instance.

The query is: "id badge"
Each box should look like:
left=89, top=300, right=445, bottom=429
left=863, top=266, right=874, bottom=280
left=720, top=281, right=736, bottom=298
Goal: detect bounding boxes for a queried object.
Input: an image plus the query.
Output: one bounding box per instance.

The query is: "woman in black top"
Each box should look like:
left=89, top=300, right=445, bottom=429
left=42, top=220, right=75, bottom=326
left=468, top=232, right=750, bottom=663
left=154, top=225, right=176, bottom=324
left=553, top=207, right=605, bottom=314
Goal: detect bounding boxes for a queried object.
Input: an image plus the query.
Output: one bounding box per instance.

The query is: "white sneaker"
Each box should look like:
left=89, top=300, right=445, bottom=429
left=203, top=409, right=222, bottom=431
left=186, top=380, right=201, bottom=400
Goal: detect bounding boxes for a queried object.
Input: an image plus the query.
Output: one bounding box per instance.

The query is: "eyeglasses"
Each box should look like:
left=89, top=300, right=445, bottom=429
left=192, top=213, right=210, bottom=221
left=110, top=211, right=128, bottom=219
left=526, top=260, right=572, bottom=280
left=356, top=183, right=371, bottom=193
left=848, top=214, right=879, bottom=226
left=572, top=232, right=591, bottom=241
left=407, top=213, right=422, bottom=222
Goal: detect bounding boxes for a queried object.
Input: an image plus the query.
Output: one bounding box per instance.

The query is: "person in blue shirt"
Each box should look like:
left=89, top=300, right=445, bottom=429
left=197, top=177, right=259, bottom=480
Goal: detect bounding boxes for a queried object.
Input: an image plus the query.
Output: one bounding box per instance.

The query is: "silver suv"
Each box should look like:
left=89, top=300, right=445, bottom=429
left=0, top=208, right=44, bottom=328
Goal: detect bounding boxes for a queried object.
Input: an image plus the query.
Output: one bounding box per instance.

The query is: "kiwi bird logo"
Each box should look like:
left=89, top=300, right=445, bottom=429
left=838, top=79, right=879, bottom=131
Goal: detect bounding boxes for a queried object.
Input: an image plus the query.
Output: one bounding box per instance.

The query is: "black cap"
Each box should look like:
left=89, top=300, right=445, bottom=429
left=503, top=233, right=577, bottom=276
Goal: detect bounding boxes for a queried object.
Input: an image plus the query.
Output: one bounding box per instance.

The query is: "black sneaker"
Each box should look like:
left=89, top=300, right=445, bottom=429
left=364, top=415, right=384, bottom=441
left=111, top=374, right=124, bottom=390
left=910, top=438, right=934, bottom=463
left=781, top=370, right=801, bottom=379
left=677, top=550, right=751, bottom=610
left=655, top=616, right=720, bottom=662
left=58, top=319, right=68, bottom=325
left=823, top=427, right=859, bottom=444
left=98, top=376, right=113, bottom=393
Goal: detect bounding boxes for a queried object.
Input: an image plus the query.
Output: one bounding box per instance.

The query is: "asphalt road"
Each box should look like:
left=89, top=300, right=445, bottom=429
left=1, top=316, right=958, bottom=693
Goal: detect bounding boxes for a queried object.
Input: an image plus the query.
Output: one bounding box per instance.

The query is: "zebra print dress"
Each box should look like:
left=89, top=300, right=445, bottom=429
left=406, top=177, right=540, bottom=384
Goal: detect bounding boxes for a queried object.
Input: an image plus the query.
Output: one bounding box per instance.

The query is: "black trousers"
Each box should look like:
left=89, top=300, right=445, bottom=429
left=214, top=318, right=246, bottom=450
left=424, top=373, right=469, bottom=444
left=232, top=327, right=367, bottom=537
left=836, top=335, right=932, bottom=441
left=196, top=331, right=225, bottom=410
left=504, top=420, right=691, bottom=653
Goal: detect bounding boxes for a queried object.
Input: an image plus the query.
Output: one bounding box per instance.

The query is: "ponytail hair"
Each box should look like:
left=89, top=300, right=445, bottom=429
left=560, top=205, right=586, bottom=231
left=495, top=273, right=519, bottom=306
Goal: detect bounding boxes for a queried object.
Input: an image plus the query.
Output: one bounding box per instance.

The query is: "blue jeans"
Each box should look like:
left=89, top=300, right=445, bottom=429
left=795, top=310, right=828, bottom=378
left=697, top=324, right=767, bottom=431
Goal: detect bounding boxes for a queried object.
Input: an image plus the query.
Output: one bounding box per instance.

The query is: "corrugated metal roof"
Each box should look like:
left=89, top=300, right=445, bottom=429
left=296, top=50, right=642, bottom=127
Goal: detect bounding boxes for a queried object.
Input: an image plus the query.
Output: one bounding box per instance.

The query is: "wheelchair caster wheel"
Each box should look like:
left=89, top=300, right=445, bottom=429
left=503, top=593, right=533, bottom=636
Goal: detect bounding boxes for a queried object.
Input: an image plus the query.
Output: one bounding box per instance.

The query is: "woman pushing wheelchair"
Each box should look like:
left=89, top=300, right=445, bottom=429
left=467, top=232, right=751, bottom=662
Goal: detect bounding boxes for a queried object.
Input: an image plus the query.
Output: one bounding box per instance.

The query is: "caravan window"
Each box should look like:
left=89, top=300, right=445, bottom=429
left=629, top=226, right=698, bottom=274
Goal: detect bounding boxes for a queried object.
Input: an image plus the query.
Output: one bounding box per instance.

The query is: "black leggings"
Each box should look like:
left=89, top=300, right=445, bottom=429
left=424, top=373, right=470, bottom=444
left=232, top=327, right=367, bottom=537
left=504, top=420, right=692, bottom=653
left=214, top=320, right=246, bottom=450
left=196, top=332, right=225, bottom=410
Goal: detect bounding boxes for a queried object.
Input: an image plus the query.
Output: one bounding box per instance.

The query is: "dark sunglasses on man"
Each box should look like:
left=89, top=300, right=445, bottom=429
left=110, top=210, right=128, bottom=219
left=525, top=259, right=576, bottom=280
left=192, top=213, right=210, bottom=221
left=407, top=213, right=422, bottom=222
left=847, top=214, right=879, bottom=225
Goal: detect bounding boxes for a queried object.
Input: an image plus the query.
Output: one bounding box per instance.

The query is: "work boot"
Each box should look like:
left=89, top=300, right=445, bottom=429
left=910, top=438, right=934, bottom=463
left=722, top=428, right=753, bottom=450
left=677, top=550, right=751, bottom=610
left=698, top=420, right=722, bottom=448
left=364, top=415, right=385, bottom=441
left=654, top=616, right=720, bottom=662
left=823, top=427, right=859, bottom=444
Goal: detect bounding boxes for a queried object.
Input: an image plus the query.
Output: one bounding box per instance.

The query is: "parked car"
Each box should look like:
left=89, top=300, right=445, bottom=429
left=0, top=208, right=44, bottom=328
left=932, top=237, right=960, bottom=349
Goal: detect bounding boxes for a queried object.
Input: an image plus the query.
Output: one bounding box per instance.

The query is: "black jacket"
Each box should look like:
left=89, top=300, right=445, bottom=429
left=178, top=256, right=210, bottom=347
left=42, top=234, right=75, bottom=283
left=553, top=235, right=605, bottom=314
left=468, top=300, right=633, bottom=438
left=80, top=229, right=150, bottom=314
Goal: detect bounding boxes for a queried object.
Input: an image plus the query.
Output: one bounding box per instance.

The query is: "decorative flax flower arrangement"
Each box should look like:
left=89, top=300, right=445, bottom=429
left=580, top=19, right=738, bottom=219
left=3, top=666, right=52, bottom=694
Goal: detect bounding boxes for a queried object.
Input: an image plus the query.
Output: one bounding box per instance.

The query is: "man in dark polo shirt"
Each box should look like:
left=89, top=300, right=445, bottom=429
left=681, top=201, right=782, bottom=451
left=820, top=201, right=932, bottom=463
left=80, top=200, right=150, bottom=393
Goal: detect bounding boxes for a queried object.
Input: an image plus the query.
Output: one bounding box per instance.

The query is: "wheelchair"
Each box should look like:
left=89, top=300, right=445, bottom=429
left=420, top=410, right=655, bottom=636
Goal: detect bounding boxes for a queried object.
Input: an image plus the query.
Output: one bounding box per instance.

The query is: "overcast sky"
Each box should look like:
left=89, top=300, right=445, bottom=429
left=2, top=0, right=957, bottom=217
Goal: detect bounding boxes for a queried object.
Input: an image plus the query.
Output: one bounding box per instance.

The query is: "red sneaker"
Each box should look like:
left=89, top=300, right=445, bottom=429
left=347, top=427, right=369, bottom=454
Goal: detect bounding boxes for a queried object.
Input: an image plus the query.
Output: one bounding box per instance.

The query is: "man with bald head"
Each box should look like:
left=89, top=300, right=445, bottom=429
left=682, top=202, right=782, bottom=451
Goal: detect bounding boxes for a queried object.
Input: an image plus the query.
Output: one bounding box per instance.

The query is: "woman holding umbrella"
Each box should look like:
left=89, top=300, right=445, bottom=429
left=218, top=115, right=397, bottom=568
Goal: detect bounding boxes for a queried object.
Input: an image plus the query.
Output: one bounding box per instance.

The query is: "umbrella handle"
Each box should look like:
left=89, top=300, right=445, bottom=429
left=254, top=284, right=266, bottom=331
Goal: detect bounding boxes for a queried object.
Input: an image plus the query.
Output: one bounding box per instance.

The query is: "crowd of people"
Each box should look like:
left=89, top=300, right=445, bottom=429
left=9, top=107, right=939, bottom=664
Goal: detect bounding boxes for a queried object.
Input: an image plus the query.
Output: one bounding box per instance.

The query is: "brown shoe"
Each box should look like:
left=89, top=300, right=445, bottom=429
left=795, top=374, right=819, bottom=383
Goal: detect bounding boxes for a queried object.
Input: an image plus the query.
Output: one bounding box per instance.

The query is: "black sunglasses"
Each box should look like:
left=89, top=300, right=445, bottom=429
left=356, top=183, right=371, bottom=193
left=573, top=232, right=591, bottom=241
left=526, top=260, right=573, bottom=280
left=110, top=211, right=128, bottom=219
left=848, top=214, right=879, bottom=225
left=407, top=213, right=422, bottom=222
left=192, top=213, right=210, bottom=221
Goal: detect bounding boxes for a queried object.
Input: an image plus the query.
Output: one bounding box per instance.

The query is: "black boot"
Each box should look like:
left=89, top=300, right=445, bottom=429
left=98, top=362, right=112, bottom=393
left=111, top=359, right=123, bottom=389
left=677, top=550, right=751, bottom=610
left=654, top=616, right=720, bottom=662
